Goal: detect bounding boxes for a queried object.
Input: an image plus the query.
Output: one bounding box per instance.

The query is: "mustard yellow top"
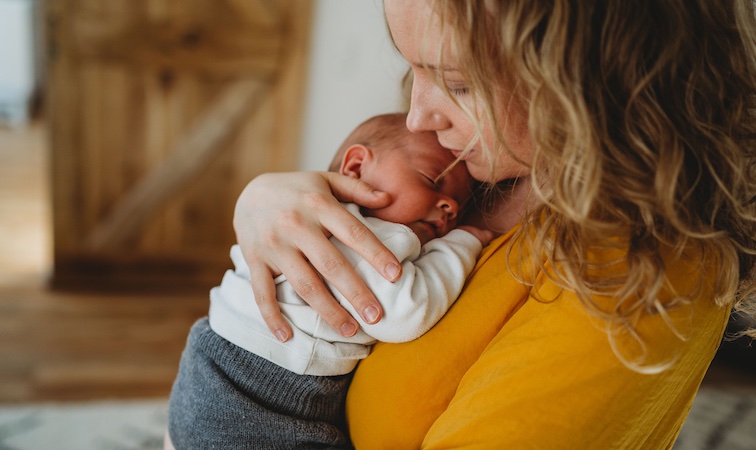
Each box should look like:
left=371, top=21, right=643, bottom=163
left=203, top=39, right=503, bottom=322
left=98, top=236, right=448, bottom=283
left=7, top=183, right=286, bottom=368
left=346, top=226, right=730, bottom=449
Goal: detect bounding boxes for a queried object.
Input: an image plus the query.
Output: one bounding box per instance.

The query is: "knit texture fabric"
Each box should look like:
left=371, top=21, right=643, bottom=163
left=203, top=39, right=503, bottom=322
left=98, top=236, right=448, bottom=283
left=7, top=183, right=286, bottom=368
left=168, top=318, right=353, bottom=449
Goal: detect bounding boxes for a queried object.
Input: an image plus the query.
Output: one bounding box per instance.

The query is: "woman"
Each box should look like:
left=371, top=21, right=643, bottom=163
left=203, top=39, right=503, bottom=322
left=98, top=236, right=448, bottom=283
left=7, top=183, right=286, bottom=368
left=232, top=0, right=756, bottom=448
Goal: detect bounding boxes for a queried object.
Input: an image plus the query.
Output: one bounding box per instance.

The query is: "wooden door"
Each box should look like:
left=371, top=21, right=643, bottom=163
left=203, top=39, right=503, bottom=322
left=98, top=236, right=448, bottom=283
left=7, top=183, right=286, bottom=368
left=46, top=0, right=312, bottom=290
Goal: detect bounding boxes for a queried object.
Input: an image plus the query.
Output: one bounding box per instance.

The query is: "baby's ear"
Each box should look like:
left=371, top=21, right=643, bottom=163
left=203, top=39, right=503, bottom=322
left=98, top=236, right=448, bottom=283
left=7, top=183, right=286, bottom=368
left=340, top=145, right=373, bottom=178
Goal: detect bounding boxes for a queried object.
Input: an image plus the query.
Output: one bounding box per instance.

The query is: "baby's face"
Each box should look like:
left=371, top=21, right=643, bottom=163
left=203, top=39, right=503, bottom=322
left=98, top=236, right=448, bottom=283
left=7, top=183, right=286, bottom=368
left=362, top=132, right=472, bottom=245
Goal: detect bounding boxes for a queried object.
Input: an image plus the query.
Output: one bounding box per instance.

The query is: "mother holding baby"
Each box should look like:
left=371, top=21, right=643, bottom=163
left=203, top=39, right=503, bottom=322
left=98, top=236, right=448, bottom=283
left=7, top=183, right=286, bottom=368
left=233, top=0, right=755, bottom=448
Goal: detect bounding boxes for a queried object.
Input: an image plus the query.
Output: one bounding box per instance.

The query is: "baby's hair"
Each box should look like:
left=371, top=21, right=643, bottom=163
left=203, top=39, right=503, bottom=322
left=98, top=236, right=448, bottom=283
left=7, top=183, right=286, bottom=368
left=329, top=113, right=411, bottom=173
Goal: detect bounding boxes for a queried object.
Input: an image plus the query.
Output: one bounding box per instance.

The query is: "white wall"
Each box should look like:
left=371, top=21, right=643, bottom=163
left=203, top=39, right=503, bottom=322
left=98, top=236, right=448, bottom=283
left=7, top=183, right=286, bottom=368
left=0, top=0, right=36, bottom=126
left=297, top=0, right=407, bottom=171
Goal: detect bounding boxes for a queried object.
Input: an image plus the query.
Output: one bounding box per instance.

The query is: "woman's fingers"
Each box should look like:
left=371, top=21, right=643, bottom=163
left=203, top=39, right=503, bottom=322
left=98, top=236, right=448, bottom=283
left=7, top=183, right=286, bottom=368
left=233, top=172, right=397, bottom=339
left=283, top=189, right=387, bottom=328
left=295, top=207, right=386, bottom=326
left=277, top=241, right=362, bottom=337
left=323, top=172, right=403, bottom=282
left=325, top=171, right=394, bottom=209
left=240, top=224, right=356, bottom=340
left=247, top=260, right=292, bottom=342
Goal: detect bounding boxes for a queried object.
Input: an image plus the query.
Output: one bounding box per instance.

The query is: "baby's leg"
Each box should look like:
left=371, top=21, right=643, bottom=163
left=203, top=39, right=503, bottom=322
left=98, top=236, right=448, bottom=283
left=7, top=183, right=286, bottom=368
left=167, top=317, right=353, bottom=449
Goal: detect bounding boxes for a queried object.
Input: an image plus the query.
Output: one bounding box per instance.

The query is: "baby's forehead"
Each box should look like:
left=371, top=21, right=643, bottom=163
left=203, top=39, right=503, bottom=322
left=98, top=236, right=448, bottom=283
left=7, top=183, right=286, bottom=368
left=374, top=128, right=465, bottom=176
left=394, top=132, right=447, bottom=157
left=394, top=143, right=452, bottom=170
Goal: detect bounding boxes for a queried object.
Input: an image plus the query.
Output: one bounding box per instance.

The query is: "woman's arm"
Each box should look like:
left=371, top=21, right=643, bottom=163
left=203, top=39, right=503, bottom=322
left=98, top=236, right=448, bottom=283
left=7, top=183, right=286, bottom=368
left=233, top=171, right=403, bottom=342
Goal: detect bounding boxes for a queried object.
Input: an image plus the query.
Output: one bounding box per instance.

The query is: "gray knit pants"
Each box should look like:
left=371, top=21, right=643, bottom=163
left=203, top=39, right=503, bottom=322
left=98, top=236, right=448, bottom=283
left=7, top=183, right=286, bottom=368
left=167, top=318, right=354, bottom=449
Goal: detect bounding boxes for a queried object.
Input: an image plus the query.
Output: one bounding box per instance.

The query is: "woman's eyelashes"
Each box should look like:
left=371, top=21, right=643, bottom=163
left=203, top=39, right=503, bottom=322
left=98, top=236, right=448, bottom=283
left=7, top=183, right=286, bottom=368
left=444, top=80, right=469, bottom=96
left=448, top=87, right=469, bottom=96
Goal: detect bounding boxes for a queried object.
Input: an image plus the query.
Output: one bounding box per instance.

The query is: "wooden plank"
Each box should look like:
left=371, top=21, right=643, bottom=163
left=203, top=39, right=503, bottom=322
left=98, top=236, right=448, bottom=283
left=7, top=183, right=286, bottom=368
left=82, top=78, right=270, bottom=252
left=47, top=0, right=84, bottom=253
left=0, top=282, right=208, bottom=402
left=47, top=0, right=312, bottom=288
left=268, top=0, right=314, bottom=171
left=224, top=0, right=280, bottom=27
left=68, top=15, right=283, bottom=76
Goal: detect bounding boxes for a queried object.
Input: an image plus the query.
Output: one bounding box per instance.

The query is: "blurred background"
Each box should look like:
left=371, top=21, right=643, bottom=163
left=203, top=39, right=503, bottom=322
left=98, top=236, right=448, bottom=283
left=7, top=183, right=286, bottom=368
left=0, top=0, right=753, bottom=448
left=0, top=0, right=407, bottom=404
left=3, top=0, right=407, bottom=292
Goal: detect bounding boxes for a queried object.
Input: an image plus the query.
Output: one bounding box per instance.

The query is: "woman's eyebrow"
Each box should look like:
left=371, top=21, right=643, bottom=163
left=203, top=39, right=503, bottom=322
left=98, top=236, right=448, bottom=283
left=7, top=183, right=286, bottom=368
left=411, top=61, right=460, bottom=72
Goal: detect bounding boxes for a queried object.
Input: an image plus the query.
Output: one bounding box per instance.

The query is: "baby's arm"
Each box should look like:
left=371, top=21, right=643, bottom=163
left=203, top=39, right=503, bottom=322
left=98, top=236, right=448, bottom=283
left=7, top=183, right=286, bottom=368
left=339, top=225, right=490, bottom=343
left=458, top=225, right=496, bottom=245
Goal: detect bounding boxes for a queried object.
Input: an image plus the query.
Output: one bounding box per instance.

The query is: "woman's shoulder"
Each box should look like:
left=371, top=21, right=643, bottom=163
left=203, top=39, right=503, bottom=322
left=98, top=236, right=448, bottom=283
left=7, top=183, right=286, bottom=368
left=521, top=237, right=730, bottom=363
left=420, top=257, right=730, bottom=448
left=347, top=228, right=732, bottom=448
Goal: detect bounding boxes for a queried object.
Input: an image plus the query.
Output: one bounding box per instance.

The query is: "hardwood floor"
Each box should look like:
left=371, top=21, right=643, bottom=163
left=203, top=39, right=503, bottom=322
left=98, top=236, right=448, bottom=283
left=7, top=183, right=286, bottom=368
left=0, top=286, right=207, bottom=403
left=0, top=121, right=753, bottom=405
left=0, top=122, right=208, bottom=403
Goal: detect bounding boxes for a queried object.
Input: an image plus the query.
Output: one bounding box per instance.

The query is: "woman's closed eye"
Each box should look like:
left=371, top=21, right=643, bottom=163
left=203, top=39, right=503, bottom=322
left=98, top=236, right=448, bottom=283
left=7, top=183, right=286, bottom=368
left=448, top=86, right=469, bottom=96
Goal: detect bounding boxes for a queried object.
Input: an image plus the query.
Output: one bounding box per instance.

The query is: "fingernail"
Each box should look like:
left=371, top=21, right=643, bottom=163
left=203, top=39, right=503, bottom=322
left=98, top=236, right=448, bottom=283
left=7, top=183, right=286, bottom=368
left=341, top=322, right=358, bottom=337
left=385, top=263, right=401, bottom=281
left=275, top=329, right=288, bottom=342
left=363, top=305, right=380, bottom=324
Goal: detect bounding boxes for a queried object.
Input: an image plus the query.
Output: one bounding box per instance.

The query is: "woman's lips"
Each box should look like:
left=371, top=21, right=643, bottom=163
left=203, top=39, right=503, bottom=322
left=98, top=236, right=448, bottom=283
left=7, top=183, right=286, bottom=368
left=449, top=148, right=471, bottom=160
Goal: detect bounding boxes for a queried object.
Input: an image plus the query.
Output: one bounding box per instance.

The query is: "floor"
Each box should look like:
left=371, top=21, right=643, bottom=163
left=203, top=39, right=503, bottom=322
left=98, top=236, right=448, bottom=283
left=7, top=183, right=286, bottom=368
left=0, top=121, right=208, bottom=403
left=0, top=121, right=754, bottom=405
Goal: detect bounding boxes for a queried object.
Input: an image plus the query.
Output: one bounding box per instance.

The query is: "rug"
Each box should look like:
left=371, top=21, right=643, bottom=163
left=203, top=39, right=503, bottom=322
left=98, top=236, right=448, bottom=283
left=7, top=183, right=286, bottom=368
left=0, top=400, right=167, bottom=450
left=673, top=387, right=756, bottom=450
left=0, top=388, right=754, bottom=450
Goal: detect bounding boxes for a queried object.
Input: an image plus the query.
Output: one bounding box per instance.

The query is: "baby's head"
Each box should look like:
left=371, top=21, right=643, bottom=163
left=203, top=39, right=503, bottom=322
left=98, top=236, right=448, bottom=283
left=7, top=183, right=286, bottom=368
left=331, top=113, right=473, bottom=245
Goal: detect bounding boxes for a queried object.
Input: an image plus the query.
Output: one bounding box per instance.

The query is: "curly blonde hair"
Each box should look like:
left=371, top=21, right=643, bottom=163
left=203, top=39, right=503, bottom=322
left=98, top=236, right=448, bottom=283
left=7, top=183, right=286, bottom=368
left=426, top=0, right=756, bottom=366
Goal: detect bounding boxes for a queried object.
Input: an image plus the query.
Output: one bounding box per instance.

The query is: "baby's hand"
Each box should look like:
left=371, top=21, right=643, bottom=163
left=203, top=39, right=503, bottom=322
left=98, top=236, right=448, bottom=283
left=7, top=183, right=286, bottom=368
left=458, top=225, right=496, bottom=246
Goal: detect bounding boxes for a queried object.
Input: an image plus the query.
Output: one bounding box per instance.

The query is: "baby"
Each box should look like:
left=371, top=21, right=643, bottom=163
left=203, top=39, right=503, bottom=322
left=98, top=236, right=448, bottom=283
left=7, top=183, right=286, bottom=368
left=166, top=113, right=492, bottom=449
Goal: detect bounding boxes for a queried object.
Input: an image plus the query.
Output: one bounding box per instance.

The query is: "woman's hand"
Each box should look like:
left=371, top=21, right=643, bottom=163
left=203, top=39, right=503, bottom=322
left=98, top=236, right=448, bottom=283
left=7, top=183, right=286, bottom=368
left=233, top=171, right=403, bottom=342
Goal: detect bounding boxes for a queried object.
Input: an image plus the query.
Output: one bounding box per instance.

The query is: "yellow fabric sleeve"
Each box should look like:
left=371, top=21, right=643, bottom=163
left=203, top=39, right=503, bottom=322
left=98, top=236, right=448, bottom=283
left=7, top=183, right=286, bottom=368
left=346, top=229, right=730, bottom=449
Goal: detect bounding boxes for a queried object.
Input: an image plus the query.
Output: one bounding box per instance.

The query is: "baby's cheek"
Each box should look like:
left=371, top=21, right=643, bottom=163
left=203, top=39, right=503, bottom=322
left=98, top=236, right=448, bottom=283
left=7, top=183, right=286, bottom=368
left=408, top=222, right=434, bottom=245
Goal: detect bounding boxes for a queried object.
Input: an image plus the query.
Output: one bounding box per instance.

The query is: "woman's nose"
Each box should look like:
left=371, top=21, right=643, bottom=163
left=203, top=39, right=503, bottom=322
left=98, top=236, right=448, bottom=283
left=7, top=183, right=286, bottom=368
left=406, top=75, right=450, bottom=133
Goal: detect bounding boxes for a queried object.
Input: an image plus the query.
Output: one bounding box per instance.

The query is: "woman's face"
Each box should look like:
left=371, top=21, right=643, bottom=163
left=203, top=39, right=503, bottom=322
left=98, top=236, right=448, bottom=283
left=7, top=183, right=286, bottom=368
left=384, top=0, right=534, bottom=183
